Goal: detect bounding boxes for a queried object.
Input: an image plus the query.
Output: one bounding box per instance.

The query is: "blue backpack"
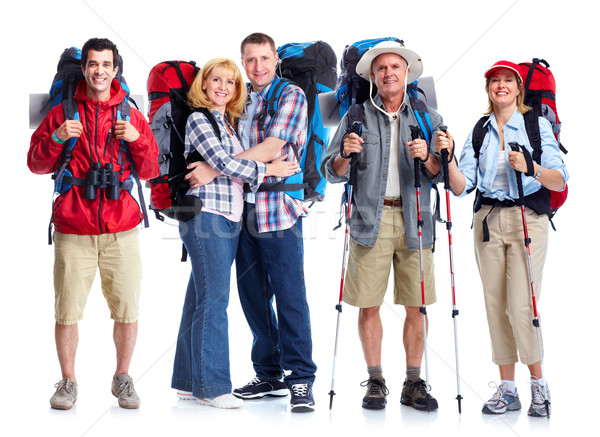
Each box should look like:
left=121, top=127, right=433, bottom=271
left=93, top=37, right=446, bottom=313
left=254, top=41, right=337, bottom=202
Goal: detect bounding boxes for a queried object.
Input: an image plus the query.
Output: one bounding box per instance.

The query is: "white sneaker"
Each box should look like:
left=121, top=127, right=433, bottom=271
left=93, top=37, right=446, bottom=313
left=528, top=381, right=551, bottom=417
left=177, top=390, right=195, bottom=401
left=197, top=393, right=243, bottom=409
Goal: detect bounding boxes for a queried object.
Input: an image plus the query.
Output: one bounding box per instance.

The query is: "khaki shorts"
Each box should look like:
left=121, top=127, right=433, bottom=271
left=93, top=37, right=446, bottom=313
left=343, top=204, right=436, bottom=308
left=53, top=228, right=142, bottom=325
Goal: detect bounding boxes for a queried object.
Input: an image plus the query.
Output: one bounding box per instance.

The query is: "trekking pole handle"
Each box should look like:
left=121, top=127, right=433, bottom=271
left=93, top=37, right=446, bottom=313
left=508, top=142, right=525, bottom=201
left=410, top=125, right=423, bottom=188
left=439, top=125, right=451, bottom=190
left=341, top=121, right=361, bottom=156
left=345, top=121, right=362, bottom=186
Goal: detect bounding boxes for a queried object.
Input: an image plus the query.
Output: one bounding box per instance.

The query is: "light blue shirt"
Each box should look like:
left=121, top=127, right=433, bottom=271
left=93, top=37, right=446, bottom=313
left=457, top=109, right=568, bottom=200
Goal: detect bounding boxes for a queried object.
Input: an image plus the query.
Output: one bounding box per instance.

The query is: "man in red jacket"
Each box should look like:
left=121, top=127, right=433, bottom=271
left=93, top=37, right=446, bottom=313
left=28, top=38, right=158, bottom=410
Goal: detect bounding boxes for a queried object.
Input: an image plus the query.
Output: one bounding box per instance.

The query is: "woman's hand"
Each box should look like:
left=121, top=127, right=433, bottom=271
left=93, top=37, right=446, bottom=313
left=185, top=161, right=221, bottom=189
left=435, top=129, right=454, bottom=160
left=507, top=151, right=528, bottom=173
left=266, top=155, right=300, bottom=177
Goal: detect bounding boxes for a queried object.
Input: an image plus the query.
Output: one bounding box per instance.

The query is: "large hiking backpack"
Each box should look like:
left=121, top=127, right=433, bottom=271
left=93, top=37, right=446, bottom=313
left=471, top=58, right=567, bottom=220
left=274, top=41, right=338, bottom=202
left=47, top=46, right=148, bottom=242
left=146, top=60, right=203, bottom=221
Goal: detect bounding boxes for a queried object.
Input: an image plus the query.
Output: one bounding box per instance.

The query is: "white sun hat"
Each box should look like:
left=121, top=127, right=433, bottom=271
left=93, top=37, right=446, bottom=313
left=355, top=40, right=423, bottom=83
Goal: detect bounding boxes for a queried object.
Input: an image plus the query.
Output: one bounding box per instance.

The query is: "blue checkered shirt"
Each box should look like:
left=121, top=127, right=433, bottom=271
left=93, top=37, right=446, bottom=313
left=237, top=77, right=308, bottom=233
left=185, top=109, right=266, bottom=216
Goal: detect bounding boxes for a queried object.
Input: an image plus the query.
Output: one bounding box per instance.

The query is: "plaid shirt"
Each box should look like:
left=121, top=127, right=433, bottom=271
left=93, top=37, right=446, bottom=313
left=238, top=77, right=308, bottom=233
left=185, top=110, right=266, bottom=216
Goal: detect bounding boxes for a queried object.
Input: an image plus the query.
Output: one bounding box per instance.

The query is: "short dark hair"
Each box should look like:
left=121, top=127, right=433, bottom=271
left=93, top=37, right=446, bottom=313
left=240, top=32, right=276, bottom=57
left=81, top=38, right=119, bottom=69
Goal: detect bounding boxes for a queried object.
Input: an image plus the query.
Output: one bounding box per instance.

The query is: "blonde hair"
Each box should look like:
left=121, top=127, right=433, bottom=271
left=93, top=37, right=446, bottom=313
left=484, top=71, right=531, bottom=115
left=188, top=58, right=247, bottom=128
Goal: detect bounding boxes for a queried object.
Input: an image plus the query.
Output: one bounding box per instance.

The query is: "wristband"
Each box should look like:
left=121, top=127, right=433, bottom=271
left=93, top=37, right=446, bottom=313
left=52, top=131, right=66, bottom=145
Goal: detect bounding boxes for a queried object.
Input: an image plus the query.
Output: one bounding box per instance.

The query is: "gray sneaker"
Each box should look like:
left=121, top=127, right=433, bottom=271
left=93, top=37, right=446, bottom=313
left=528, top=381, right=551, bottom=417
left=50, top=377, right=78, bottom=410
left=482, top=382, right=521, bottom=414
left=111, top=374, right=140, bottom=409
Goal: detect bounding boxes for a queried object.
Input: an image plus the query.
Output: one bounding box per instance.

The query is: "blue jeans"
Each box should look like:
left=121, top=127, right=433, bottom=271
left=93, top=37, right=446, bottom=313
left=171, top=211, right=240, bottom=398
left=235, top=203, right=316, bottom=387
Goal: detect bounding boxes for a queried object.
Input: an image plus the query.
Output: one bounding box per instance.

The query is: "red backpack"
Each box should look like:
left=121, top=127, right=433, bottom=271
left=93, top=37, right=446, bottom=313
left=518, top=58, right=567, bottom=211
left=146, top=60, right=201, bottom=221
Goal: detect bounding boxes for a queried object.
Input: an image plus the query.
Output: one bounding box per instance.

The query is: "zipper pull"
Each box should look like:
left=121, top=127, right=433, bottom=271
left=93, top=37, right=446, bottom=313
left=103, top=128, right=112, bottom=159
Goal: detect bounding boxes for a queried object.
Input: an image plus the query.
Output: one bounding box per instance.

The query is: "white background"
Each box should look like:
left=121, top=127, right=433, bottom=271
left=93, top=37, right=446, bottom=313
left=2, top=0, right=596, bottom=436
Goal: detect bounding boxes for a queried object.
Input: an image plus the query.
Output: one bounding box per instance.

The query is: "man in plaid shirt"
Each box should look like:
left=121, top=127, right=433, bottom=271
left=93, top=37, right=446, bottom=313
left=232, top=33, right=317, bottom=413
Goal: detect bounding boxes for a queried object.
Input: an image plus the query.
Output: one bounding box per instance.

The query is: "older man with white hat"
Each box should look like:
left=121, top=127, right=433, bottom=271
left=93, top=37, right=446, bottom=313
left=321, top=40, right=446, bottom=411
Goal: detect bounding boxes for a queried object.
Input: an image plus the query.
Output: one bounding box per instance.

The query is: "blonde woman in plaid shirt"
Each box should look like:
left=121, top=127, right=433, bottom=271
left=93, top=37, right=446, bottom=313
left=171, top=58, right=297, bottom=409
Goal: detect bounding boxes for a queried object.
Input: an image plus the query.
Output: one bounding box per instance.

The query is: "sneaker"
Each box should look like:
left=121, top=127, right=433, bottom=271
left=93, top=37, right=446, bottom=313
left=111, top=374, right=141, bottom=409
left=482, top=382, right=521, bottom=414
left=528, top=381, right=551, bottom=417
left=176, top=390, right=195, bottom=401
left=197, top=393, right=243, bottom=409
left=401, top=378, right=439, bottom=411
left=361, top=376, right=389, bottom=410
left=50, top=377, right=78, bottom=410
left=290, top=383, right=315, bottom=412
left=233, top=377, right=289, bottom=399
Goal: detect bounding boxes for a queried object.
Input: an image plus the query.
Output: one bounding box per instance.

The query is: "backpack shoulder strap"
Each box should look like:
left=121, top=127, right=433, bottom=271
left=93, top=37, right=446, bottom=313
left=523, top=110, right=542, bottom=163
left=184, top=106, right=222, bottom=165
left=407, top=85, right=433, bottom=144
left=194, top=106, right=222, bottom=141
left=471, top=115, right=490, bottom=160
left=257, top=78, right=292, bottom=132
left=117, top=103, right=150, bottom=228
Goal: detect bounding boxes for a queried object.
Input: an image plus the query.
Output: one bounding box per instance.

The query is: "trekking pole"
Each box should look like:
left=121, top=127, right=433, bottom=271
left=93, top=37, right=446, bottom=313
left=439, top=126, right=463, bottom=414
left=329, top=121, right=361, bottom=410
left=410, top=125, right=432, bottom=412
left=508, top=141, right=550, bottom=420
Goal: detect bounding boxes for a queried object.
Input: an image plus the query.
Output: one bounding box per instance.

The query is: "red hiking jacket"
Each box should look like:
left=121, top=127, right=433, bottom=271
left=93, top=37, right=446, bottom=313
left=28, top=80, right=159, bottom=235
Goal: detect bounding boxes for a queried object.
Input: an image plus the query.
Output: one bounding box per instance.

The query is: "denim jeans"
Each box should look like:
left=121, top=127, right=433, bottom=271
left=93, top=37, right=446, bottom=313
left=171, top=211, right=240, bottom=398
left=235, top=203, right=316, bottom=387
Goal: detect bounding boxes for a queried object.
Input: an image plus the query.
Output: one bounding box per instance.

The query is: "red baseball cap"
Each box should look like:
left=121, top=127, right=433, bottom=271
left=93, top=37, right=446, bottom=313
left=484, top=60, right=522, bottom=81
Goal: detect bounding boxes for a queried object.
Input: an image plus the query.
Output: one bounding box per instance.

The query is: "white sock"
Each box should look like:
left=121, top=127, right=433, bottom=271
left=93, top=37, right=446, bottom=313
left=501, top=380, right=516, bottom=393
left=531, top=377, right=546, bottom=386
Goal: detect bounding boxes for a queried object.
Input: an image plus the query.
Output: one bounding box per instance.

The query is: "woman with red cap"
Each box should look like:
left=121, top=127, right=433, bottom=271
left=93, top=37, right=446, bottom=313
left=435, top=60, right=568, bottom=417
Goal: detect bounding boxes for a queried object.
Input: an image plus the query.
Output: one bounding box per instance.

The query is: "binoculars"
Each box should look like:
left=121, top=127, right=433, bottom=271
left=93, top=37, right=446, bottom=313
left=84, top=162, right=121, bottom=200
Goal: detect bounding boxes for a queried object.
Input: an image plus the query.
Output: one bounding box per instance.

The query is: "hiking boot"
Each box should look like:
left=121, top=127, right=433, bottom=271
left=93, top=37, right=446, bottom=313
left=197, top=393, right=243, bottom=409
left=360, top=376, right=389, bottom=410
left=528, top=381, right=551, bottom=417
left=111, top=374, right=141, bottom=409
left=401, top=378, right=438, bottom=411
left=482, top=382, right=521, bottom=414
left=233, top=377, right=288, bottom=399
left=50, top=377, right=78, bottom=410
left=290, top=383, right=315, bottom=412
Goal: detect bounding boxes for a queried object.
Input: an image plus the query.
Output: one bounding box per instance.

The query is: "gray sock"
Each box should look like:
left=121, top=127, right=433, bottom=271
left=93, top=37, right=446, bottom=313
left=368, top=366, right=383, bottom=379
left=406, top=366, right=421, bottom=381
